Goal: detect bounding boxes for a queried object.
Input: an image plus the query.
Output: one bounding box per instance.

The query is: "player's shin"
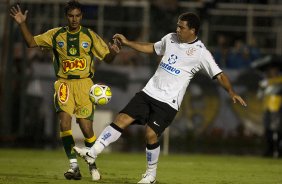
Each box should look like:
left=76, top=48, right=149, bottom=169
left=91, top=123, right=123, bottom=156
left=145, top=142, right=160, bottom=178
left=60, top=130, right=77, bottom=162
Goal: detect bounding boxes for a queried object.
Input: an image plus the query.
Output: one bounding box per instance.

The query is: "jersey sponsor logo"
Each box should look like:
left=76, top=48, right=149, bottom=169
left=159, top=54, right=181, bottom=75
left=58, top=41, right=64, bottom=48
left=82, top=42, right=89, bottom=48
left=62, top=58, right=87, bottom=73
left=186, top=47, right=196, bottom=56
left=69, top=37, right=77, bottom=41
left=58, top=82, right=69, bottom=104
left=168, top=54, right=178, bottom=64
left=159, top=61, right=181, bottom=75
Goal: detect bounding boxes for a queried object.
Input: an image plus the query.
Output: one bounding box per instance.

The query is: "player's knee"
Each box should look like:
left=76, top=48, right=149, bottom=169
left=145, top=128, right=158, bottom=144
left=113, top=113, right=134, bottom=128
left=60, top=120, right=71, bottom=131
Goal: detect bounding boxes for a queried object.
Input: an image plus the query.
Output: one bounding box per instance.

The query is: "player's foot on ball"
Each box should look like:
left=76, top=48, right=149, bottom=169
left=64, top=167, right=82, bottom=180
left=137, top=172, right=156, bottom=184
left=73, top=146, right=96, bottom=165
left=89, top=162, right=101, bottom=181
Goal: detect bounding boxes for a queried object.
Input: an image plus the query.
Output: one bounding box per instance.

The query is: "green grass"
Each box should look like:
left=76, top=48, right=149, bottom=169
left=0, top=149, right=282, bottom=184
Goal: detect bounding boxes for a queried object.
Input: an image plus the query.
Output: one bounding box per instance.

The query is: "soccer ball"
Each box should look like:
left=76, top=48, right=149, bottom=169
left=89, top=84, right=112, bottom=105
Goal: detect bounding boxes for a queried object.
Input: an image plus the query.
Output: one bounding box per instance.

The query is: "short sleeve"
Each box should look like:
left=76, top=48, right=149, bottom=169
left=89, top=30, right=110, bottom=61
left=34, top=28, right=59, bottom=48
left=200, top=49, right=222, bottom=79
left=154, top=35, right=167, bottom=56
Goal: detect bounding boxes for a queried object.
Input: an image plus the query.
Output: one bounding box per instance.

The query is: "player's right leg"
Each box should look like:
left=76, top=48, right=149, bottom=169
left=78, top=118, right=101, bottom=181
left=138, top=96, right=177, bottom=184
left=59, top=112, right=82, bottom=180
left=74, top=113, right=134, bottom=164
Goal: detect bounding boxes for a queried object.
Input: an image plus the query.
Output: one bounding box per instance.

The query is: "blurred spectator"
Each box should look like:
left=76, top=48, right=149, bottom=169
left=255, top=56, right=282, bottom=157
left=249, top=37, right=261, bottom=61
left=150, top=0, right=180, bottom=41
left=227, top=39, right=260, bottom=69
left=10, top=43, right=25, bottom=134
left=213, top=34, right=231, bottom=68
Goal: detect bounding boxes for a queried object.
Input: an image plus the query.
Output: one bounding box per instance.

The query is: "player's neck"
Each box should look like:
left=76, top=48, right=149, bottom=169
left=187, top=37, right=198, bottom=44
left=67, top=26, right=81, bottom=34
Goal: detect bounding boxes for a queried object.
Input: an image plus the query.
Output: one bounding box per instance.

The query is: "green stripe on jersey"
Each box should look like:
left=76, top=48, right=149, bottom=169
left=67, top=32, right=80, bottom=56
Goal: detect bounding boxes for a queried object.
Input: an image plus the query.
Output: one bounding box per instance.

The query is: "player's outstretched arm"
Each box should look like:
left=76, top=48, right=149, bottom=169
left=10, top=4, right=37, bottom=48
left=216, top=73, right=247, bottom=107
left=113, top=33, right=154, bottom=54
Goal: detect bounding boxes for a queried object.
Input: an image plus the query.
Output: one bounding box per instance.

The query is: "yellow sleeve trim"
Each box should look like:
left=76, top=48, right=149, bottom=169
left=60, top=130, right=72, bottom=137
left=85, top=135, right=97, bottom=143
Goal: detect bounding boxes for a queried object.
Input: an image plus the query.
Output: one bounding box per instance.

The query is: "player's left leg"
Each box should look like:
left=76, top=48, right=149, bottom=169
left=74, top=113, right=135, bottom=166
left=78, top=118, right=101, bottom=181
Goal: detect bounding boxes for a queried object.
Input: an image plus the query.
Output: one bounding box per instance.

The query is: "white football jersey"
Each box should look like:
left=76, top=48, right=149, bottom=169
left=142, top=33, right=222, bottom=110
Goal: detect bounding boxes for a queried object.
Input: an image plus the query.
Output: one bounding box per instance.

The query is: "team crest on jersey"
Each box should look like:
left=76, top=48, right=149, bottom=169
left=168, top=54, right=178, bottom=64
left=58, top=82, right=69, bottom=104
left=58, top=41, right=64, bottom=48
left=82, top=42, right=89, bottom=48
left=69, top=46, right=77, bottom=55
left=186, top=47, right=196, bottom=56
left=62, top=58, right=87, bottom=73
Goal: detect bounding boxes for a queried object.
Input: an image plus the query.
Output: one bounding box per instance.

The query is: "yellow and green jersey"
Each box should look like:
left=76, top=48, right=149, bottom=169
left=34, top=26, right=109, bottom=79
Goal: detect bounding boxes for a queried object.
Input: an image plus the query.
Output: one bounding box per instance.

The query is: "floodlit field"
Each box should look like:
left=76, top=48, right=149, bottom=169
left=0, top=149, right=282, bottom=184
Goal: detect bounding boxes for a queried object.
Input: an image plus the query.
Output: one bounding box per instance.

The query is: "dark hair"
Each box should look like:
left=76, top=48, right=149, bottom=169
left=64, top=0, right=82, bottom=15
left=178, top=12, right=200, bottom=35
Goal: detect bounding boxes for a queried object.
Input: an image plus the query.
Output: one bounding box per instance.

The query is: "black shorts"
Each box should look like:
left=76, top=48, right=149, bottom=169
left=120, top=91, right=177, bottom=136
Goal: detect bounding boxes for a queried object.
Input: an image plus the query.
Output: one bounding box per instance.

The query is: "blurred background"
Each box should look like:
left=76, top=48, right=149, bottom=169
left=0, top=0, right=282, bottom=158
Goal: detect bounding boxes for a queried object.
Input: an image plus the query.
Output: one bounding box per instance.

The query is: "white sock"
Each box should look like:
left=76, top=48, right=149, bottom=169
left=90, top=124, right=122, bottom=156
left=146, top=145, right=160, bottom=178
left=70, top=159, right=78, bottom=169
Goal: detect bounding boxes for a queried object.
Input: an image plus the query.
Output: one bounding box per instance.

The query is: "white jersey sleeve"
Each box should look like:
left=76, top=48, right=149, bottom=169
left=200, top=48, right=222, bottom=79
left=154, top=34, right=168, bottom=56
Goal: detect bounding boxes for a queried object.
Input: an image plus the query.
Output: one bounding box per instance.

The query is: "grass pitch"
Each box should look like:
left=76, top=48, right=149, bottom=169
left=0, top=149, right=282, bottom=184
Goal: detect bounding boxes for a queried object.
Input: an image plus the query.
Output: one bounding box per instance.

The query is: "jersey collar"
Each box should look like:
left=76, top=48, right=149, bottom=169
left=187, top=37, right=198, bottom=44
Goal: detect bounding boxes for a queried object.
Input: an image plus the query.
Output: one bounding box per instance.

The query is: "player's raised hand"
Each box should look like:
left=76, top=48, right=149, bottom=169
left=10, top=4, right=28, bottom=24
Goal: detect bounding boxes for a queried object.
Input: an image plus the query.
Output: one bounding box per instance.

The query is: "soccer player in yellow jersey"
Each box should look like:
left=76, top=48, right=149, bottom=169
left=10, top=0, right=120, bottom=181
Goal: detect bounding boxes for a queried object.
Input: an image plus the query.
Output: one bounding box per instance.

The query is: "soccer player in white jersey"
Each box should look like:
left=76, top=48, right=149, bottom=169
left=74, top=12, right=247, bottom=184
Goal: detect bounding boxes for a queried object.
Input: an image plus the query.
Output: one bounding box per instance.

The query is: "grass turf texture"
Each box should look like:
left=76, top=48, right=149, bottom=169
left=0, top=149, right=282, bottom=184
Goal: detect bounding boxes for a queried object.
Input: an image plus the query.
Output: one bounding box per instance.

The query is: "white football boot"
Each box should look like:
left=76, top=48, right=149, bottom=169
left=137, top=172, right=156, bottom=184
left=73, top=146, right=96, bottom=165
left=89, top=162, right=101, bottom=181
